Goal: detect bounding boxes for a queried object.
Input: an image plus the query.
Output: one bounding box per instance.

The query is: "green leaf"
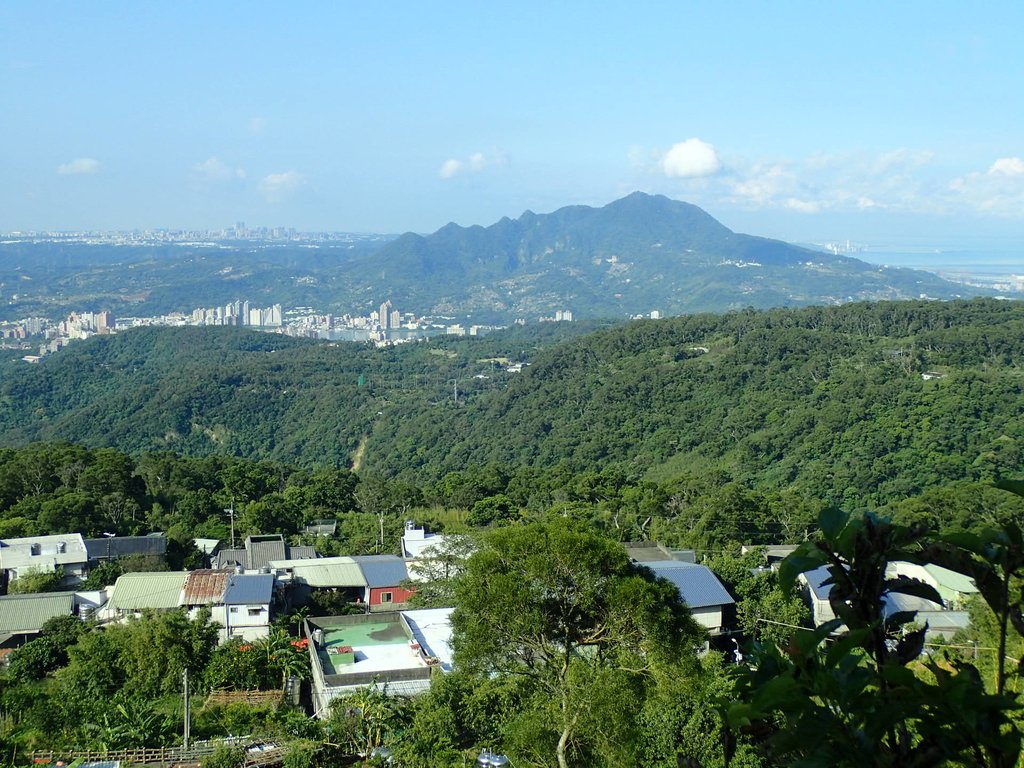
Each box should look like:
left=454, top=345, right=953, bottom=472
left=818, top=506, right=848, bottom=543
left=994, top=478, right=1024, bottom=500
left=779, top=550, right=828, bottom=590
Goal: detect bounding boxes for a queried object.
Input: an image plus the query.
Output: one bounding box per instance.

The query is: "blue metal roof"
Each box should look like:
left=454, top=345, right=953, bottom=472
left=644, top=561, right=734, bottom=609
left=223, top=573, right=274, bottom=605
left=352, top=555, right=409, bottom=588
left=803, top=565, right=834, bottom=600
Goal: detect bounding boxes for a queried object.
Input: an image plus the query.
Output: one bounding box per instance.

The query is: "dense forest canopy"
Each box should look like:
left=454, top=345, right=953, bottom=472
left=2, top=298, right=1023, bottom=508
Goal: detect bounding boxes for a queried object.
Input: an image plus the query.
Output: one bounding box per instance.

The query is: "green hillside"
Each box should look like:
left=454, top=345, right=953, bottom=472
left=1, top=299, right=1023, bottom=508
left=369, top=299, right=1024, bottom=505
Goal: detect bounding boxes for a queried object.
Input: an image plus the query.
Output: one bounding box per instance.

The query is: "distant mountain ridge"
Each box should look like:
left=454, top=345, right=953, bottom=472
left=0, top=193, right=984, bottom=324
left=350, top=192, right=977, bottom=319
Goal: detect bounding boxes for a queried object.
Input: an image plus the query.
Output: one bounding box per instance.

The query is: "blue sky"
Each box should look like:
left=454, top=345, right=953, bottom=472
left=2, top=2, right=1023, bottom=248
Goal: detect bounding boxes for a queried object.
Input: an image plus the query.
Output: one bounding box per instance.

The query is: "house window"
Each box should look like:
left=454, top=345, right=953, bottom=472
left=248, top=608, right=262, bottom=616
left=381, top=592, right=393, bottom=603
left=229, top=606, right=239, bottom=613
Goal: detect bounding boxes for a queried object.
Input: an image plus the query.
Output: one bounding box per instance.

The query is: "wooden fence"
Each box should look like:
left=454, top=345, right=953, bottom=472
left=203, top=689, right=284, bottom=708
left=28, top=740, right=287, bottom=768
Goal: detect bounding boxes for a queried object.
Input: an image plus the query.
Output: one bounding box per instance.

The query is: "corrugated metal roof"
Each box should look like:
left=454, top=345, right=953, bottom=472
left=801, top=565, right=833, bottom=601
left=107, top=572, right=187, bottom=612
left=645, top=561, right=734, bottom=609
left=924, top=564, right=978, bottom=596
left=183, top=569, right=231, bottom=604
left=194, top=538, right=221, bottom=556
left=213, top=537, right=317, bottom=571
left=287, top=545, right=318, bottom=561
left=214, top=548, right=246, bottom=569
left=245, top=536, right=287, bottom=570
left=0, top=592, right=74, bottom=634
left=223, top=573, right=274, bottom=605
left=288, top=557, right=366, bottom=587
left=353, top=555, right=409, bottom=587
left=84, top=535, right=167, bottom=561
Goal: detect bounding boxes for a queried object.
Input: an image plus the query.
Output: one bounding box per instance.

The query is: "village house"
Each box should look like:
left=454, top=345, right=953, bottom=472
left=0, top=533, right=89, bottom=590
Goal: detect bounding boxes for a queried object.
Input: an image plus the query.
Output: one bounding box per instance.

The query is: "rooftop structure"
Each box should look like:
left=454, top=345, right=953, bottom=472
left=624, top=541, right=696, bottom=563
left=643, top=561, right=735, bottom=635
left=215, top=534, right=318, bottom=572
left=84, top=534, right=167, bottom=562
left=272, top=555, right=414, bottom=610
left=183, top=569, right=233, bottom=605
left=0, top=533, right=89, bottom=584
left=0, top=592, right=75, bottom=646
left=400, top=522, right=449, bottom=559
left=103, top=572, right=188, bottom=616
left=306, top=608, right=454, bottom=716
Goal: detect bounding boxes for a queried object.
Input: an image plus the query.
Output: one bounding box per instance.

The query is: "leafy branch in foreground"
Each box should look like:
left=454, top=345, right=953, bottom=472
left=726, top=506, right=1022, bottom=768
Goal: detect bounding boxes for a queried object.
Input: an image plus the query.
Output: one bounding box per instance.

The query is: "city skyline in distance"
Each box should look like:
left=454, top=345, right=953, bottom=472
left=2, top=3, right=1023, bottom=256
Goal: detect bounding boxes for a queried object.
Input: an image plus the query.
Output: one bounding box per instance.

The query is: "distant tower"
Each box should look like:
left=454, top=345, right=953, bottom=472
left=379, top=300, right=394, bottom=329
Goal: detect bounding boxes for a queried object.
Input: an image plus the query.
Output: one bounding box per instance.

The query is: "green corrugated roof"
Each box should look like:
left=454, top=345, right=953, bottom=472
left=924, top=564, right=979, bottom=601
left=285, top=557, right=366, bottom=588
left=0, top=592, right=74, bottom=634
left=107, top=572, right=187, bottom=612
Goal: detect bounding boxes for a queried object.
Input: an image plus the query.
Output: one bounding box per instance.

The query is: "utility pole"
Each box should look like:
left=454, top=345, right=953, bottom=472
left=183, top=667, right=191, bottom=750
left=224, top=502, right=236, bottom=549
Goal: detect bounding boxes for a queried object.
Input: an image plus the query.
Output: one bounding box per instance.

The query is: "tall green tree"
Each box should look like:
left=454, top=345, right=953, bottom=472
left=452, top=519, right=703, bottom=768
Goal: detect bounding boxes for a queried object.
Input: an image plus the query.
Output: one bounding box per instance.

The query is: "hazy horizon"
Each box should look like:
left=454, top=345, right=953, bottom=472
left=2, top=3, right=1023, bottom=261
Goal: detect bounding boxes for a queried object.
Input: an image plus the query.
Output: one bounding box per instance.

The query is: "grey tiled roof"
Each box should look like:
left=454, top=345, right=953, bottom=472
left=645, top=561, right=734, bottom=609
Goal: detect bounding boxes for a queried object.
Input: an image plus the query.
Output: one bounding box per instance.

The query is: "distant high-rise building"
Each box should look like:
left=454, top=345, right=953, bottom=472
left=268, top=304, right=283, bottom=327
left=379, top=300, right=394, bottom=329
left=390, top=309, right=401, bottom=329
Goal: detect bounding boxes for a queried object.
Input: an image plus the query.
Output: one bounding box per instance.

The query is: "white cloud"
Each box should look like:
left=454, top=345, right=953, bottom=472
left=784, top=198, right=822, bottom=213
left=193, top=156, right=246, bottom=182
left=988, top=157, right=1024, bottom=177
left=870, top=149, right=934, bottom=175
left=438, top=151, right=506, bottom=179
left=641, top=143, right=1024, bottom=220
left=439, top=159, right=464, bottom=179
left=729, top=163, right=797, bottom=206
left=57, top=158, right=100, bottom=175
left=659, top=138, right=721, bottom=178
left=948, top=157, right=1024, bottom=216
left=258, top=170, right=305, bottom=202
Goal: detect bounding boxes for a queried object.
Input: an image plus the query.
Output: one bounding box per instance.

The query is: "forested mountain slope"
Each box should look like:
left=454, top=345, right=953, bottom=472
left=1, top=194, right=985, bottom=324
left=0, top=321, right=596, bottom=466
left=1, top=300, right=1022, bottom=507
left=353, top=192, right=978, bottom=317
left=364, top=299, right=1024, bottom=505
